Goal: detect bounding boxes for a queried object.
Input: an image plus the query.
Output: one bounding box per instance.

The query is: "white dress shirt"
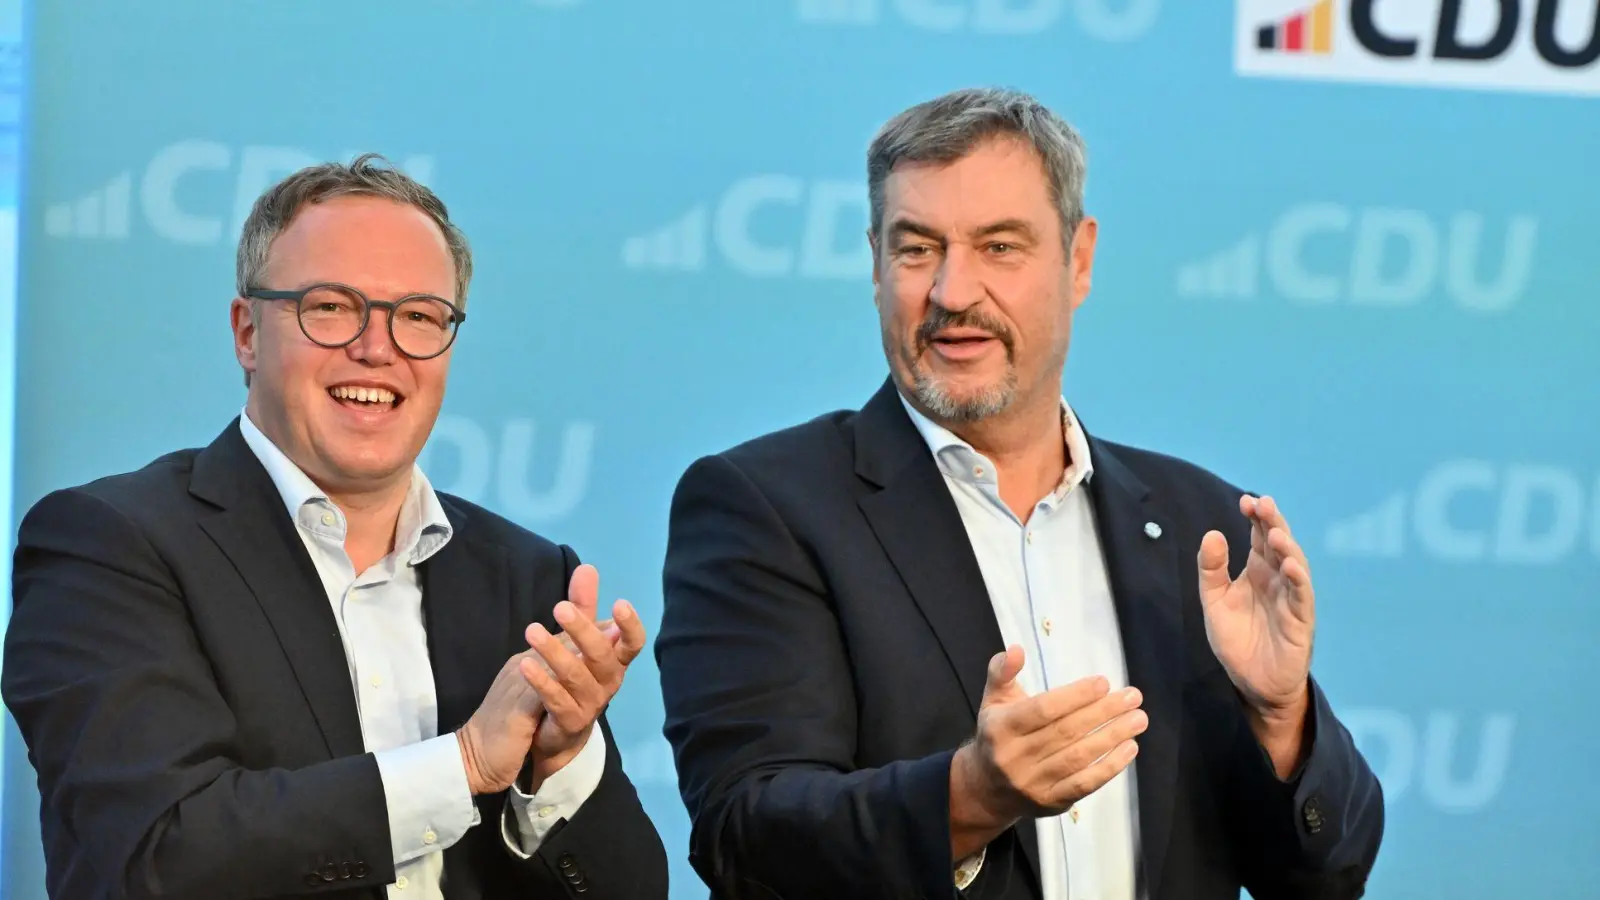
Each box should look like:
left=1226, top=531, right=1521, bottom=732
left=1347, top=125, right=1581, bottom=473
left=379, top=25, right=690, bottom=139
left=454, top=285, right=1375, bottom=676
left=900, top=395, right=1141, bottom=900
left=240, top=411, right=605, bottom=898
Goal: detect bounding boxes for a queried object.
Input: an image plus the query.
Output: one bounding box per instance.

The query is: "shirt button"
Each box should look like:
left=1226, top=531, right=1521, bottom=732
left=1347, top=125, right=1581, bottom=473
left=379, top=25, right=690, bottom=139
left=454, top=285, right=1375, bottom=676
left=370, top=675, right=382, bottom=688
left=422, top=829, right=437, bottom=844
left=320, top=512, right=335, bottom=526
left=538, top=805, right=557, bottom=818
left=395, top=876, right=409, bottom=890
left=1025, top=532, right=1034, bottom=545
left=1042, top=617, right=1053, bottom=635
left=973, top=466, right=985, bottom=478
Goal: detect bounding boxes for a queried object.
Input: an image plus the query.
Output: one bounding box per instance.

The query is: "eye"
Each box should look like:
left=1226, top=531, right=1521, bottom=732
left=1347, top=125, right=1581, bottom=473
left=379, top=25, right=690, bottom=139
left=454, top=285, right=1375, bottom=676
left=987, top=242, right=1015, bottom=255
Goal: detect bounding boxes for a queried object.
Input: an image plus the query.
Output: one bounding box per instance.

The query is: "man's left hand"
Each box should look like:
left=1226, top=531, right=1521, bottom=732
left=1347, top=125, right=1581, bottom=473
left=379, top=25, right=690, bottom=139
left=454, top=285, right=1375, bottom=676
left=519, top=564, right=648, bottom=788
left=1197, top=494, right=1314, bottom=776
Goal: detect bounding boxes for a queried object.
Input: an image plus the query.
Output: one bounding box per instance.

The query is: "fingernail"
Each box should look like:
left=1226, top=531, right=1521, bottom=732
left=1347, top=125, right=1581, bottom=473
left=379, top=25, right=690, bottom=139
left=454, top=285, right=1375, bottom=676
left=529, top=623, right=549, bottom=640
left=1122, top=687, right=1141, bottom=705
left=616, top=600, right=634, bottom=621
left=552, top=603, right=572, bottom=624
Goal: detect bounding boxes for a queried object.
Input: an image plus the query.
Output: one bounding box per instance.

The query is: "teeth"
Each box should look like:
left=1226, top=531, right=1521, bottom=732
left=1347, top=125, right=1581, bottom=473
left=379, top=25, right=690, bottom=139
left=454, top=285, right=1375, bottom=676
left=331, top=385, right=396, bottom=404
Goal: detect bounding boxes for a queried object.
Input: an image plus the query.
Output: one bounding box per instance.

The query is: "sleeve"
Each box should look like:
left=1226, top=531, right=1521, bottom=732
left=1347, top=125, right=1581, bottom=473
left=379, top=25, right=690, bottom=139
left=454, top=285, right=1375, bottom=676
left=655, top=454, right=965, bottom=900
left=500, top=721, right=607, bottom=857
left=1226, top=676, right=1387, bottom=899
left=503, top=715, right=670, bottom=899
left=0, top=488, right=401, bottom=899
left=374, top=734, right=481, bottom=864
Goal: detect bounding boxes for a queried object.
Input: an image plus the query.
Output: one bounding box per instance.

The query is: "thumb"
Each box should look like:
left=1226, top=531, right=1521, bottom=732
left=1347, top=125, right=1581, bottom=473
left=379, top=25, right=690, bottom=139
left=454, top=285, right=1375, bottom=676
left=981, top=644, right=1025, bottom=708
left=1197, top=530, right=1232, bottom=600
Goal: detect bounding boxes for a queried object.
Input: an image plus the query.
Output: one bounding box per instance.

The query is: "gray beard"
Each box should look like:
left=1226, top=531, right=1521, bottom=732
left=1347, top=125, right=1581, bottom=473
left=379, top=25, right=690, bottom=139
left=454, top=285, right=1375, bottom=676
left=909, top=367, right=1018, bottom=424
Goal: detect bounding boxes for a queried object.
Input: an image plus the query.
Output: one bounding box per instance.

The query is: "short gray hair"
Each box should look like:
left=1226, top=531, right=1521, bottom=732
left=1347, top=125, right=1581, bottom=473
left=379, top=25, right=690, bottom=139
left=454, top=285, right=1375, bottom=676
left=235, top=152, right=472, bottom=306
left=867, top=87, right=1088, bottom=250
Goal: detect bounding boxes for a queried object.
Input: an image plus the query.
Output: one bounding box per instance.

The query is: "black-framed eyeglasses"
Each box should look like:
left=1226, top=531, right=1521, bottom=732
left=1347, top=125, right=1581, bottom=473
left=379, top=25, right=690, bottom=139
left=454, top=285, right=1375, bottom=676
left=244, top=282, right=467, bottom=360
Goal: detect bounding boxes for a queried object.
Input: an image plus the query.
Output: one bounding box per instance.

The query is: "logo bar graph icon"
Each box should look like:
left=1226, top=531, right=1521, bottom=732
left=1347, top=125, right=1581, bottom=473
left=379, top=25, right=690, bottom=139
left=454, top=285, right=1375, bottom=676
left=1256, top=0, right=1333, bottom=54
left=44, top=173, right=133, bottom=240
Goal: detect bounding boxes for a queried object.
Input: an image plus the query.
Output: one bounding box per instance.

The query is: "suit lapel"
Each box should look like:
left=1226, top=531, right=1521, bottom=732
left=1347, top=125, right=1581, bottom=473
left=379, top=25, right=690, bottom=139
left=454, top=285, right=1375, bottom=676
left=189, top=419, right=367, bottom=760
left=851, top=380, right=1042, bottom=887
left=418, top=501, right=509, bottom=736
left=1084, top=437, right=1185, bottom=900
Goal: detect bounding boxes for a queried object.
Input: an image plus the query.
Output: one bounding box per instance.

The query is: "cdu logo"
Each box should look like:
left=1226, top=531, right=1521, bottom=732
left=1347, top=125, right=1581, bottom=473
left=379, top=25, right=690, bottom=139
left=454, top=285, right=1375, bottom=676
left=1236, top=0, right=1600, bottom=96
left=796, top=0, right=1160, bottom=40
left=621, top=176, right=871, bottom=280
left=43, top=141, right=436, bottom=245
left=1345, top=709, right=1516, bottom=813
left=1328, top=461, right=1599, bottom=564
left=420, top=416, right=596, bottom=524
left=1176, top=204, right=1537, bottom=313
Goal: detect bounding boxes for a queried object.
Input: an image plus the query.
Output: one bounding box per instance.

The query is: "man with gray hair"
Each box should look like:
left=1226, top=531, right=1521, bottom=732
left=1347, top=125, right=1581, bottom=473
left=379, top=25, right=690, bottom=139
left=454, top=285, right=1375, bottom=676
left=657, top=88, right=1383, bottom=899
left=4, top=154, right=668, bottom=898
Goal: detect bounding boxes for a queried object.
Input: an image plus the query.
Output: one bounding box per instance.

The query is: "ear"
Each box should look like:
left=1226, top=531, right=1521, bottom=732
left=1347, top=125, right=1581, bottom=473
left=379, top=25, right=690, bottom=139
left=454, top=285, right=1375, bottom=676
left=230, top=297, right=259, bottom=387
left=867, top=227, right=882, bottom=289
left=1067, top=215, right=1098, bottom=311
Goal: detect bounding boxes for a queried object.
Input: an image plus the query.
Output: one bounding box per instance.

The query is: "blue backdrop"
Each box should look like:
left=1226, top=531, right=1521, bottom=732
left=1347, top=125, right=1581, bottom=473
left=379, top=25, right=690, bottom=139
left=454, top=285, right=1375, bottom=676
left=7, top=1, right=1599, bottom=897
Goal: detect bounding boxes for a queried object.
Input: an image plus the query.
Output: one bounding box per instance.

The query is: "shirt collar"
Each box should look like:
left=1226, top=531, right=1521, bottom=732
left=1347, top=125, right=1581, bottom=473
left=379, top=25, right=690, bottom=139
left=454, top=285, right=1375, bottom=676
left=237, top=410, right=453, bottom=565
left=897, top=391, right=1095, bottom=495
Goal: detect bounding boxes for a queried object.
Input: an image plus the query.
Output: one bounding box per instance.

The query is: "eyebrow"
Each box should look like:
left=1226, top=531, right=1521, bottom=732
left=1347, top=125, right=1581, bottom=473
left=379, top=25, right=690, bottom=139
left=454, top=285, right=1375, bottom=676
left=885, top=217, right=1039, bottom=245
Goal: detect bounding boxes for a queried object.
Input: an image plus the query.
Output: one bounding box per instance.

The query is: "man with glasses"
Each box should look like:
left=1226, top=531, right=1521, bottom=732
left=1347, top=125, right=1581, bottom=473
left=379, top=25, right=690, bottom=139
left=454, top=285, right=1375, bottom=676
left=2, top=155, right=668, bottom=899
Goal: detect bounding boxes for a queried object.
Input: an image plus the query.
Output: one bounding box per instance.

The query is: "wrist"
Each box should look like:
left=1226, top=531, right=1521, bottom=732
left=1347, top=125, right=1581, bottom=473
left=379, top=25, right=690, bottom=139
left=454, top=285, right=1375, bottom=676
left=455, top=726, right=498, bottom=795
left=948, top=744, right=1014, bottom=861
left=527, top=725, right=593, bottom=792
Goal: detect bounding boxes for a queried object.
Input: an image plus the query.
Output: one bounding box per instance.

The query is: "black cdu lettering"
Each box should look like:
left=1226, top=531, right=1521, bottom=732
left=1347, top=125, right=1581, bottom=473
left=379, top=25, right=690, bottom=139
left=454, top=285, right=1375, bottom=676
left=1350, top=0, right=1417, bottom=57
left=1533, top=0, right=1600, bottom=67
left=1435, top=0, right=1520, bottom=60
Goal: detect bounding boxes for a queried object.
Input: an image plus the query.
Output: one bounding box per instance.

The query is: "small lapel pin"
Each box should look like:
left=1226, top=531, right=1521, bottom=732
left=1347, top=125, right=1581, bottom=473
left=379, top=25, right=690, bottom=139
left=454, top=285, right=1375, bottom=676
left=1144, top=521, right=1162, bottom=539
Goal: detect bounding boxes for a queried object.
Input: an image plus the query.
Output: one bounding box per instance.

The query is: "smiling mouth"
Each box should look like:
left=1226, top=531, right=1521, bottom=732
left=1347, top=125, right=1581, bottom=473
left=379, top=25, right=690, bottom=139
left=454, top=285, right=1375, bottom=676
left=328, top=385, right=403, bottom=411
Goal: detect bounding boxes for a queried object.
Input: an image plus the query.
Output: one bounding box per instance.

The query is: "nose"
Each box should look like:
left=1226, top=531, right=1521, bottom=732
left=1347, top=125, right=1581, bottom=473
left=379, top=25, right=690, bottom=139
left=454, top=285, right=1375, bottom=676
left=346, top=305, right=399, bottom=365
left=928, top=244, right=984, bottom=313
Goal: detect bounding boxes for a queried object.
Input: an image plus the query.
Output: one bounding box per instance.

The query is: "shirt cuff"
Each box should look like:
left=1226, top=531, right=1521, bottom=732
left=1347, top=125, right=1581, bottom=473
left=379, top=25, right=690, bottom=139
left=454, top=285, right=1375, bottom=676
left=954, top=845, right=985, bottom=890
left=501, top=725, right=607, bottom=859
left=374, top=734, right=481, bottom=866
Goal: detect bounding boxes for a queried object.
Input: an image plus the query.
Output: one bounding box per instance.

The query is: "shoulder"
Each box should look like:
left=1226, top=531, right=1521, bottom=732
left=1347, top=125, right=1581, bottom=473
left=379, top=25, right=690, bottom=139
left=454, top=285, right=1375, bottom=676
left=680, top=407, right=857, bottom=490
left=435, top=491, right=572, bottom=568
left=1092, top=436, right=1253, bottom=535
left=21, top=448, right=202, bottom=532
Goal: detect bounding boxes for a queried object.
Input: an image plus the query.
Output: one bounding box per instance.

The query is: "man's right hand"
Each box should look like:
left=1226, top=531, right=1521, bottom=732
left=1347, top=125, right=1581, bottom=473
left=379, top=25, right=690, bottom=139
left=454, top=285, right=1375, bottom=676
left=456, top=650, right=544, bottom=796
left=948, top=645, right=1149, bottom=860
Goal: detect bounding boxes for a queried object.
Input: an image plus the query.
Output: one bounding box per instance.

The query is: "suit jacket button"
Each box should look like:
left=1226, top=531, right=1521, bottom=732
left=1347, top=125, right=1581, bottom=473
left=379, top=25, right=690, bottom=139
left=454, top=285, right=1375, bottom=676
left=352, top=861, right=370, bottom=878
left=558, top=853, right=578, bottom=872
left=320, top=863, right=339, bottom=882
left=304, top=872, right=322, bottom=888
left=1302, top=795, right=1324, bottom=834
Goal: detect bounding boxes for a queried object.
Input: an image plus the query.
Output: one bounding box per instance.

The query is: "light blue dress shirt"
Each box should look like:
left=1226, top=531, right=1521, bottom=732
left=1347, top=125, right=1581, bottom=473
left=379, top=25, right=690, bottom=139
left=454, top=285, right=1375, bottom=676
left=900, top=395, right=1142, bottom=900
left=239, top=411, right=605, bottom=899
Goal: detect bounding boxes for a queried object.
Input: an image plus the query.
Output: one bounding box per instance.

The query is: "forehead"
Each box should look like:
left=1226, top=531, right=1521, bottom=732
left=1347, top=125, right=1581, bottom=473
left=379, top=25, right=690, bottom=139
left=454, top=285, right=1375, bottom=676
left=882, top=136, right=1058, bottom=235
left=265, top=194, right=456, bottom=297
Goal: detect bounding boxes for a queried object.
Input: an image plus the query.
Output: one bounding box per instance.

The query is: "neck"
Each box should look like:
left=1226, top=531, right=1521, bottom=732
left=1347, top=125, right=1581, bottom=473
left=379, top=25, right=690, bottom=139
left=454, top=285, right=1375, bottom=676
left=943, top=389, right=1067, bottom=522
left=323, top=477, right=411, bottom=575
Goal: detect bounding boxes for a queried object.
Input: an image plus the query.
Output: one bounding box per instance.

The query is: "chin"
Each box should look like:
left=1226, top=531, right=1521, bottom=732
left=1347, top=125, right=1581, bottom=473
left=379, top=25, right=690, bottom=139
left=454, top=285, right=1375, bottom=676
left=911, top=374, right=1016, bottom=423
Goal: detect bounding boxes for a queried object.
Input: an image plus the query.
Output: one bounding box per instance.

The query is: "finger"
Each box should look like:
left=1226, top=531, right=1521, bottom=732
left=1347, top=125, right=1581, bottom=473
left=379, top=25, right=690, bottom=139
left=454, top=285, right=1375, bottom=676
left=1047, top=738, right=1140, bottom=809
left=981, top=645, right=1026, bottom=709
left=525, top=623, right=608, bottom=715
left=1003, top=672, right=1107, bottom=733
left=1267, top=528, right=1311, bottom=584
left=519, top=655, right=580, bottom=724
left=1256, top=495, right=1290, bottom=537
left=554, top=619, right=621, bottom=660
left=612, top=600, right=646, bottom=667
left=567, top=563, right=601, bottom=621
left=1197, top=530, right=1231, bottom=598
left=1239, top=493, right=1257, bottom=519
left=554, top=601, right=624, bottom=687
left=1027, top=685, right=1143, bottom=755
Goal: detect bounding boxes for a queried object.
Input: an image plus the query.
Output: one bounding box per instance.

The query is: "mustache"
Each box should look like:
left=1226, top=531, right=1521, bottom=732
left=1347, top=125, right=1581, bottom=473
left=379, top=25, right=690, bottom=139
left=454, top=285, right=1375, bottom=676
left=915, top=307, right=1014, bottom=353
